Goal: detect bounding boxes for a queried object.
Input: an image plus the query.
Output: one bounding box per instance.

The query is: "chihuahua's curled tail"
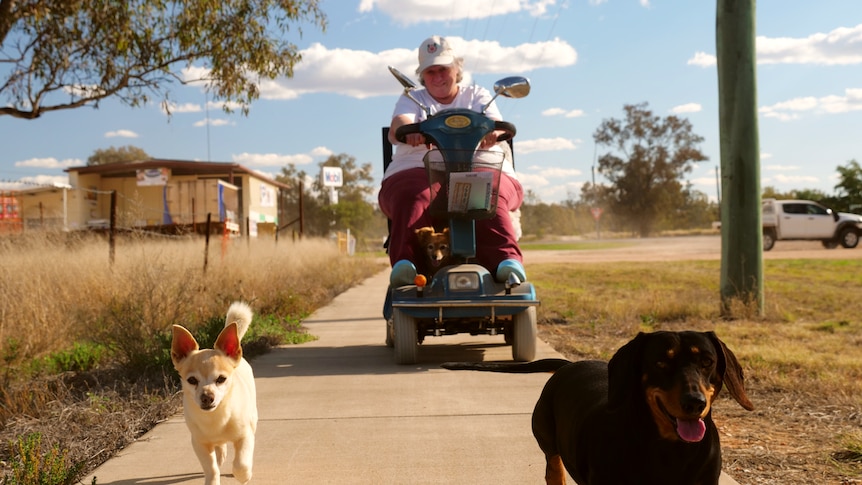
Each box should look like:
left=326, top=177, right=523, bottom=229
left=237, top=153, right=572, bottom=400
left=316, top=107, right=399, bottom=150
left=226, top=301, right=253, bottom=340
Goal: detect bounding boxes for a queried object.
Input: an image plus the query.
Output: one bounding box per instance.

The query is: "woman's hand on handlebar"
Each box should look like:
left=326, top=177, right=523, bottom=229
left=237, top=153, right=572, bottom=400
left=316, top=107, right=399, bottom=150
left=390, top=114, right=428, bottom=147
left=479, top=130, right=502, bottom=149
left=404, top=132, right=428, bottom=147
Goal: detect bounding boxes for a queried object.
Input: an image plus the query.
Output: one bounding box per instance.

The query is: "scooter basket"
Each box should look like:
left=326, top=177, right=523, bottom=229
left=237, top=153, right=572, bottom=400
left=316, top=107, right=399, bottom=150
left=424, top=149, right=505, bottom=220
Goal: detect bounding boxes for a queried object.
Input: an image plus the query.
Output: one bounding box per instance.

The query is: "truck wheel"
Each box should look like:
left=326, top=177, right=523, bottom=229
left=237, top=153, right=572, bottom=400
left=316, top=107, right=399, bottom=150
left=512, top=307, right=537, bottom=362
left=822, top=240, right=839, bottom=249
left=763, top=229, right=776, bottom=251
left=393, top=309, right=418, bottom=365
left=839, top=227, right=860, bottom=249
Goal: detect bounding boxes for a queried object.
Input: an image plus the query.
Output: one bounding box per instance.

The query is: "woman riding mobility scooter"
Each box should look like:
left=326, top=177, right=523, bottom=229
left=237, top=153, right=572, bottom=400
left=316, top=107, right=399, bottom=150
left=382, top=66, right=539, bottom=365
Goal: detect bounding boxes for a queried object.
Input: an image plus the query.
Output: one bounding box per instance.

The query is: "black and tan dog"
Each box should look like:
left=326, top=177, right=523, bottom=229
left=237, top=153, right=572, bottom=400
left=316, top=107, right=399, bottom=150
left=443, top=331, right=754, bottom=485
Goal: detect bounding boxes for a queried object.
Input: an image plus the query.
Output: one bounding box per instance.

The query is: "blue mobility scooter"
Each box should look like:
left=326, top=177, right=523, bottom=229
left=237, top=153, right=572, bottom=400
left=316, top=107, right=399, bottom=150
left=382, top=66, right=539, bottom=365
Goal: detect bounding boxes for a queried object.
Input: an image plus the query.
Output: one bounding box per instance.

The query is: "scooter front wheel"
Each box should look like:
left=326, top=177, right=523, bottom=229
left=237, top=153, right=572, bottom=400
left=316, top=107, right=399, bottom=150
left=393, top=309, right=418, bottom=365
left=512, top=307, right=537, bottom=362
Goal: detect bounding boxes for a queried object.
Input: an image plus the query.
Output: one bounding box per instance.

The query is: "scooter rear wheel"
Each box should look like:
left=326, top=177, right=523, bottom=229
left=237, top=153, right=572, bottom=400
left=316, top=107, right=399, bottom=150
left=393, top=309, right=418, bottom=365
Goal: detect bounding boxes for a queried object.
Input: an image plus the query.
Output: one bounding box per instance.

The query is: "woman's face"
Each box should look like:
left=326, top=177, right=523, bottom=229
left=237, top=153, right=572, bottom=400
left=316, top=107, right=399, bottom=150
left=422, top=65, right=458, bottom=104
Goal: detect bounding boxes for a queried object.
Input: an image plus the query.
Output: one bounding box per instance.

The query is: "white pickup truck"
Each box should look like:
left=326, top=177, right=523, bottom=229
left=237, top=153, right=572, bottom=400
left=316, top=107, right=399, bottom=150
left=762, top=198, right=862, bottom=251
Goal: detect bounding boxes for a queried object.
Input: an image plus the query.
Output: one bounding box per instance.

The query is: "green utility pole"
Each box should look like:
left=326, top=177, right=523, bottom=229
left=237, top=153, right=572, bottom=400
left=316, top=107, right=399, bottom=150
left=716, top=0, right=764, bottom=316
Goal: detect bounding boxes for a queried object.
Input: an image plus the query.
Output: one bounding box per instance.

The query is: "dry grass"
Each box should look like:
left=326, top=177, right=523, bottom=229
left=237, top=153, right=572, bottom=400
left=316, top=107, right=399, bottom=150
left=0, top=232, right=384, bottom=483
left=531, top=259, right=862, bottom=485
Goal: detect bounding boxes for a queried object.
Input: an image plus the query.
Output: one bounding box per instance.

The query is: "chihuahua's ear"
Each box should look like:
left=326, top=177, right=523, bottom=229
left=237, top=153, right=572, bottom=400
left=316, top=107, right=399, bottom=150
left=442, top=227, right=449, bottom=236
left=171, top=325, right=199, bottom=366
left=215, top=322, right=243, bottom=364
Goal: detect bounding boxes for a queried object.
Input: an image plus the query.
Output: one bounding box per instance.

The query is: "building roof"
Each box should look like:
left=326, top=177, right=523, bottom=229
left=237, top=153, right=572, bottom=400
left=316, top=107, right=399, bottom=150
left=65, top=158, right=290, bottom=189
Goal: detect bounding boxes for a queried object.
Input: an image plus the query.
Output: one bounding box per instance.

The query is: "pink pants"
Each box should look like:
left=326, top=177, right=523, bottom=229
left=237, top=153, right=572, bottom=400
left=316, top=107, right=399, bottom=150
left=379, top=167, right=523, bottom=275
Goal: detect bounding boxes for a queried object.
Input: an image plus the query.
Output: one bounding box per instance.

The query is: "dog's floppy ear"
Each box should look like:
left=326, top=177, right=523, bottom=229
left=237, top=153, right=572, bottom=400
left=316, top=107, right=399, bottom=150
left=215, top=322, right=243, bottom=364
left=607, top=332, right=647, bottom=409
left=171, top=325, right=199, bottom=366
left=706, top=331, right=754, bottom=411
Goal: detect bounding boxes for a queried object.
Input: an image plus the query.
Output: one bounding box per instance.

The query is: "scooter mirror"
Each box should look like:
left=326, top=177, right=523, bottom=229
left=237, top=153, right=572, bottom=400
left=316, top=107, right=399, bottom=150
left=388, top=66, right=417, bottom=90
left=481, top=76, right=531, bottom=114
left=389, top=65, right=431, bottom=117
left=493, top=76, right=531, bottom=99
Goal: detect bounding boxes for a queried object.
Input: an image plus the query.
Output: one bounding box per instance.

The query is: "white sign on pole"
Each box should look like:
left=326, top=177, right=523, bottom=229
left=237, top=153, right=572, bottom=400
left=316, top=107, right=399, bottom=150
left=321, top=167, right=343, bottom=187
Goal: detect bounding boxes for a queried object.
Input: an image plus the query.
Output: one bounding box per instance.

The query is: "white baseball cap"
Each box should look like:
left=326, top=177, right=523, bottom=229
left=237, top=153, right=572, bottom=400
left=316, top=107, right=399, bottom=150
left=416, top=35, right=456, bottom=75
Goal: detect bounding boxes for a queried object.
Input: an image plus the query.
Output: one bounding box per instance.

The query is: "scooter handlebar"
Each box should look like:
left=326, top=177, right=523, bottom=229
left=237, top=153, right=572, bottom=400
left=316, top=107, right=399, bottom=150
left=494, top=121, right=516, bottom=142
left=394, top=120, right=517, bottom=144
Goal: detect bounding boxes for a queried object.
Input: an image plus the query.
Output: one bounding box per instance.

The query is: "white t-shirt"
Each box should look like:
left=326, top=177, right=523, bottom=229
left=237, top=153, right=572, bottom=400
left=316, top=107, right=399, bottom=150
left=384, top=84, right=516, bottom=181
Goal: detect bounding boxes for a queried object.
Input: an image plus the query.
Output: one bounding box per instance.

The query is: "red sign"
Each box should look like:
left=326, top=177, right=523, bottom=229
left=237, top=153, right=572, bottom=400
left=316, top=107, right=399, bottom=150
left=590, top=207, right=603, bottom=221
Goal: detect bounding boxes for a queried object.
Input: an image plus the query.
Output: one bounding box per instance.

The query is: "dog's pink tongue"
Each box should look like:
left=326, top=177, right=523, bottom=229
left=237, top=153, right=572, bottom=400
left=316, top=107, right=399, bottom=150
left=677, top=418, right=706, bottom=442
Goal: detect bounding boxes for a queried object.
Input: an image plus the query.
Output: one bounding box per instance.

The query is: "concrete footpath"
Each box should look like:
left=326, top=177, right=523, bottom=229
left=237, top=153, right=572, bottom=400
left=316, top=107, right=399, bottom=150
left=84, top=270, right=739, bottom=485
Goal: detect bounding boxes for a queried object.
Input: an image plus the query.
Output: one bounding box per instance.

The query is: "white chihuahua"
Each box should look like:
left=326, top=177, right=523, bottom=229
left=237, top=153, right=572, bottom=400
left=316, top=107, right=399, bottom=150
left=171, top=301, right=258, bottom=485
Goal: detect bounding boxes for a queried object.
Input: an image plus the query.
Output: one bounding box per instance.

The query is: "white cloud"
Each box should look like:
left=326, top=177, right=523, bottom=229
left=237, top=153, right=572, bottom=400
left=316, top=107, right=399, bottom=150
left=25, top=175, right=70, bottom=186
left=14, top=157, right=82, bottom=169
left=362, top=0, right=548, bottom=26
left=208, top=100, right=245, bottom=112
left=231, top=147, right=334, bottom=168
left=193, top=118, right=233, bottom=127
left=766, top=173, right=820, bottom=184
left=162, top=102, right=202, bottom=114
left=516, top=137, right=579, bottom=154
left=687, top=51, right=716, bottom=67
left=759, top=88, right=862, bottom=121
left=761, top=152, right=773, bottom=160
left=670, top=103, right=702, bottom=114
left=542, top=107, right=586, bottom=118
left=310, top=146, right=334, bottom=158
left=181, top=65, right=212, bottom=84
left=180, top=35, right=576, bottom=102
left=105, top=129, right=138, bottom=138
left=758, top=23, right=862, bottom=65
left=540, top=167, right=582, bottom=178
left=256, top=38, right=576, bottom=101
left=515, top=171, right=550, bottom=189
left=63, top=84, right=106, bottom=98
left=0, top=175, right=71, bottom=190
left=690, top=23, right=862, bottom=68
left=764, top=164, right=800, bottom=171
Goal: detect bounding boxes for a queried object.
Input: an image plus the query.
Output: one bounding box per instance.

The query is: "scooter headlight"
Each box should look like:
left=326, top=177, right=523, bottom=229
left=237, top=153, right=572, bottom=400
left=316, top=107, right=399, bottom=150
left=448, top=272, right=480, bottom=291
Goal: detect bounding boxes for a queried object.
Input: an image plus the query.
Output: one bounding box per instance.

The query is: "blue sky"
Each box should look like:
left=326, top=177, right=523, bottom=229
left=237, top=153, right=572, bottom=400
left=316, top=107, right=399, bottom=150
left=2, top=0, right=861, bottom=204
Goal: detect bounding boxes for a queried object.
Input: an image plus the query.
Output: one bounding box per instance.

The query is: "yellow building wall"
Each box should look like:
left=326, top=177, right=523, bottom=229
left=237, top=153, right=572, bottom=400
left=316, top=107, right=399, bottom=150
left=66, top=172, right=109, bottom=229
left=66, top=169, right=275, bottom=234
left=17, top=188, right=68, bottom=230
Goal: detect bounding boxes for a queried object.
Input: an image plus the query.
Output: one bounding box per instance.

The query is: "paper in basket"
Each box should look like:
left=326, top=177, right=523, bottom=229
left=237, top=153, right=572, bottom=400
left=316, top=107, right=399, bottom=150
left=448, top=171, right=493, bottom=212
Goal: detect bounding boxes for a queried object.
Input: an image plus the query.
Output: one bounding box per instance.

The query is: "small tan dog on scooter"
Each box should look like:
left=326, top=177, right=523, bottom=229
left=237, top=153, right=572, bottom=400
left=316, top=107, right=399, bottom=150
left=171, top=301, right=258, bottom=485
left=416, top=226, right=453, bottom=275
